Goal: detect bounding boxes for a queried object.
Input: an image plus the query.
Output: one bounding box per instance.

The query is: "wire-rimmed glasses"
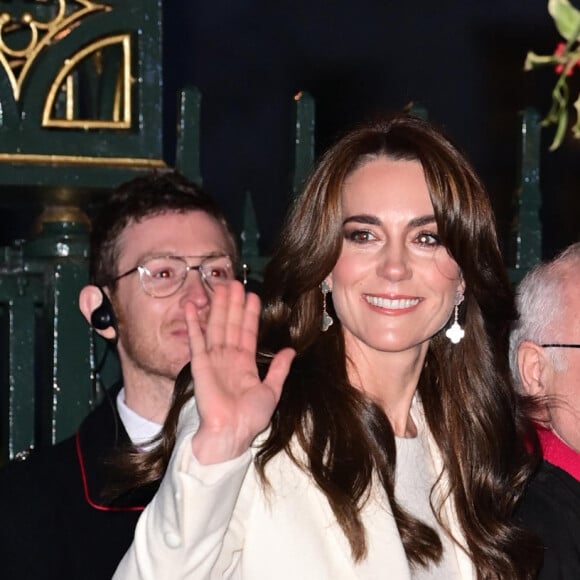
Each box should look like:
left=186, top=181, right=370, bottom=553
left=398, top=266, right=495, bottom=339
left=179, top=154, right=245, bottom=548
left=113, top=254, right=234, bottom=298
left=541, top=343, right=580, bottom=349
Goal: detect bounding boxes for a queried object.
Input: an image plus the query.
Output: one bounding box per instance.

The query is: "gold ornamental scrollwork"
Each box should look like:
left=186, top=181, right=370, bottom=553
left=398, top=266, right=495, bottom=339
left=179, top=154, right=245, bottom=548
left=42, top=33, right=131, bottom=129
left=0, top=0, right=111, bottom=101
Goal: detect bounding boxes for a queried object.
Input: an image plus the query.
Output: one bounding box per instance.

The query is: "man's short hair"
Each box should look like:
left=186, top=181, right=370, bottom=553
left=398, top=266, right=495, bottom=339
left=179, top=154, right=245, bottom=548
left=89, top=171, right=237, bottom=288
left=509, top=242, right=580, bottom=387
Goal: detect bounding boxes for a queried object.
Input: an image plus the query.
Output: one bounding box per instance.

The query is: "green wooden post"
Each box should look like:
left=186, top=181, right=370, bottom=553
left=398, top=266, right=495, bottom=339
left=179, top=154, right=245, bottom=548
left=509, top=108, right=543, bottom=284
left=23, top=216, right=91, bottom=447
left=8, top=290, right=39, bottom=459
left=175, top=87, right=203, bottom=185
left=45, top=261, right=92, bottom=445
left=0, top=272, right=43, bottom=462
left=240, top=192, right=269, bottom=284
left=291, top=91, right=316, bottom=197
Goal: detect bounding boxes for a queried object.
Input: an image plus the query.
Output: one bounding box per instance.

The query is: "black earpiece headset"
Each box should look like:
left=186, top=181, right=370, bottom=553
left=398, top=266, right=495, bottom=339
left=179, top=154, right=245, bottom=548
left=90, top=287, right=118, bottom=335
left=89, top=287, right=118, bottom=405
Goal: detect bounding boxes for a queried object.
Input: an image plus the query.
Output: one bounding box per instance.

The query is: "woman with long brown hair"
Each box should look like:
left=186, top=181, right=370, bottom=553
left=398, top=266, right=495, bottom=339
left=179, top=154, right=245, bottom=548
left=115, top=114, right=541, bottom=579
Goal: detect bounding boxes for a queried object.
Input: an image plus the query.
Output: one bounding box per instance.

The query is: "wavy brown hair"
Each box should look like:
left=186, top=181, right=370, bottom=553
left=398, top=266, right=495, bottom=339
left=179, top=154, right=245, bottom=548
left=119, top=115, right=541, bottom=577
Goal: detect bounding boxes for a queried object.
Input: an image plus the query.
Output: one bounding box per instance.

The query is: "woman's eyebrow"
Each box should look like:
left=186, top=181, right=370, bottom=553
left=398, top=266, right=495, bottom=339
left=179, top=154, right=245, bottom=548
left=342, top=214, right=381, bottom=226
left=408, top=215, right=436, bottom=228
left=342, top=214, right=436, bottom=227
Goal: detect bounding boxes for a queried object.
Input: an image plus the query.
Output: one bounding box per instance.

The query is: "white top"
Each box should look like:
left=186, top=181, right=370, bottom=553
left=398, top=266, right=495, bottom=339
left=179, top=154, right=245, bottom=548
left=114, top=397, right=476, bottom=580
left=116, top=388, right=162, bottom=451
left=395, top=436, right=460, bottom=579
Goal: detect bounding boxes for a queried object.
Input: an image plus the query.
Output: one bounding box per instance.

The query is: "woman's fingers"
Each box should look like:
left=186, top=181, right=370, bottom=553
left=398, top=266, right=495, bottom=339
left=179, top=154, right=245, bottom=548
left=206, top=281, right=254, bottom=349
left=224, top=281, right=247, bottom=347
left=240, top=291, right=261, bottom=356
left=185, top=301, right=206, bottom=360
left=204, top=283, right=228, bottom=347
left=203, top=281, right=260, bottom=354
left=263, top=347, right=296, bottom=396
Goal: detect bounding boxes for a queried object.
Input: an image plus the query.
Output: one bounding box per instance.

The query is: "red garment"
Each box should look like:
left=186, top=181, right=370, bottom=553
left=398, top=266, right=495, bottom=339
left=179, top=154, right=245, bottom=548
left=537, top=425, right=580, bottom=482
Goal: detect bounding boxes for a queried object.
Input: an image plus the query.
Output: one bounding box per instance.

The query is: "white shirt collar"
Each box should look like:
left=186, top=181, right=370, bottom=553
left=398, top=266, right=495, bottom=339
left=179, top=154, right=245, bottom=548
left=116, top=387, right=162, bottom=451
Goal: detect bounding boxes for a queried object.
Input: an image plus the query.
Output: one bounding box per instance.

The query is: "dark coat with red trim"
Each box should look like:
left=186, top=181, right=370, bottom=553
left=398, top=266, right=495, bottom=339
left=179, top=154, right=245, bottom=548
left=516, top=460, right=580, bottom=580
left=0, top=387, right=159, bottom=580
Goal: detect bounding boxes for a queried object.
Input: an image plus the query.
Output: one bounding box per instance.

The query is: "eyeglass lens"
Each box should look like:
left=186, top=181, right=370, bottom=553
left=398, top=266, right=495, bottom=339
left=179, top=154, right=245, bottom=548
left=139, top=255, right=233, bottom=297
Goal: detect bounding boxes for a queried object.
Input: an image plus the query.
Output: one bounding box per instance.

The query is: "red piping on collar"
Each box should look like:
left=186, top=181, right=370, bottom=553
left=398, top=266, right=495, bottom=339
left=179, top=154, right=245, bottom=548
left=76, top=431, right=145, bottom=512
left=537, top=425, right=580, bottom=482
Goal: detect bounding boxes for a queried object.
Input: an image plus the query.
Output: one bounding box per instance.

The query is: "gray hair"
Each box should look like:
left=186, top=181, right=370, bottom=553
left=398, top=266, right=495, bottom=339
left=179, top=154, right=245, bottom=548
left=509, top=242, right=580, bottom=389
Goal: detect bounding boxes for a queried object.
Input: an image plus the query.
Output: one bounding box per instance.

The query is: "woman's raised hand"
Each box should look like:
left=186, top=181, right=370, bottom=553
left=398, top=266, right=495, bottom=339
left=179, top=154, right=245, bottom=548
left=186, top=281, right=295, bottom=464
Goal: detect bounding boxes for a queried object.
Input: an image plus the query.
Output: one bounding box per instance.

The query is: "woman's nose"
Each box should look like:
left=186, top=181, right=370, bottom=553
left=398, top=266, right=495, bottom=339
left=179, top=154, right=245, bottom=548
left=377, top=243, right=412, bottom=281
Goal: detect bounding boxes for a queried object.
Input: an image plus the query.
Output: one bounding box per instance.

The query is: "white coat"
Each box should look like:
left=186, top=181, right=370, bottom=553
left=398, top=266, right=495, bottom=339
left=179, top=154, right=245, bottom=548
left=114, top=397, right=476, bottom=579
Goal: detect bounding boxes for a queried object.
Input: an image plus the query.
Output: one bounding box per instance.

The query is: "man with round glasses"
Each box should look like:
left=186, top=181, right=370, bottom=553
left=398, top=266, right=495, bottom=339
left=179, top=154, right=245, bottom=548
left=510, top=242, right=580, bottom=579
left=0, top=171, right=238, bottom=579
left=114, top=253, right=234, bottom=298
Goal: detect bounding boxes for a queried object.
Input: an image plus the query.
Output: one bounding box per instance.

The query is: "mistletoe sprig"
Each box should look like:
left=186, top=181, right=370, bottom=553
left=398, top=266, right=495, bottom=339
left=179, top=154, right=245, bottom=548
left=525, top=0, right=580, bottom=150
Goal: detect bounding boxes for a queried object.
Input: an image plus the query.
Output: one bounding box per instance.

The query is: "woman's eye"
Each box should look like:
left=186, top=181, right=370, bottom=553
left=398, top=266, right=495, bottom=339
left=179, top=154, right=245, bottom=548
left=416, top=232, right=440, bottom=246
left=346, top=229, right=374, bottom=243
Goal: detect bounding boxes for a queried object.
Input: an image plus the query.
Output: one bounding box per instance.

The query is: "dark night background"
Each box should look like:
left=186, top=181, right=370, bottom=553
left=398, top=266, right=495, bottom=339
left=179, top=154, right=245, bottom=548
left=3, top=0, right=580, bottom=259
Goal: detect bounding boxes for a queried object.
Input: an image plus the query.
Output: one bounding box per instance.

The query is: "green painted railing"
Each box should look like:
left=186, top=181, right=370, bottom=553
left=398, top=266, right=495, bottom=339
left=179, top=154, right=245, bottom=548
left=509, top=108, right=543, bottom=285
left=0, top=218, right=92, bottom=461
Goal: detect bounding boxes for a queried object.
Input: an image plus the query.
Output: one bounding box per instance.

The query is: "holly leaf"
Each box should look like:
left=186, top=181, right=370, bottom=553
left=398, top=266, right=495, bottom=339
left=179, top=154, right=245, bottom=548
left=549, top=0, right=580, bottom=42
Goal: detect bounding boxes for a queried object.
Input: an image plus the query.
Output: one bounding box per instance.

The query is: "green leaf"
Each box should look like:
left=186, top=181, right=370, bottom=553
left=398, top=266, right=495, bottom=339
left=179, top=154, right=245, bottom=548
left=549, top=0, right=580, bottom=42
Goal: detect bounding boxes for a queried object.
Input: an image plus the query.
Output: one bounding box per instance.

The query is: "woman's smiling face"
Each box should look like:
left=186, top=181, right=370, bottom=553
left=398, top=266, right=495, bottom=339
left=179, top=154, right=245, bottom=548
left=327, top=156, right=464, bottom=358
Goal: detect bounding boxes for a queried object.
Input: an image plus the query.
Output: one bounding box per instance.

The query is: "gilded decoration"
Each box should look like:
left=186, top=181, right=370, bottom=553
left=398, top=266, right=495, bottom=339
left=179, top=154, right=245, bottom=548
left=42, top=33, right=131, bottom=129
left=0, top=0, right=111, bottom=101
left=0, top=0, right=163, bottom=169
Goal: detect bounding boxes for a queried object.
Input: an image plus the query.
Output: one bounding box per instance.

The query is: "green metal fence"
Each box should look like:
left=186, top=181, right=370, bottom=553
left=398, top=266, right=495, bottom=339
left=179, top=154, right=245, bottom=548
left=0, top=219, right=91, bottom=460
